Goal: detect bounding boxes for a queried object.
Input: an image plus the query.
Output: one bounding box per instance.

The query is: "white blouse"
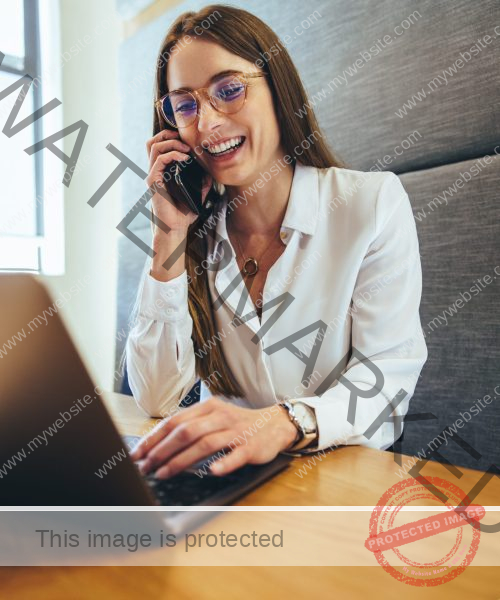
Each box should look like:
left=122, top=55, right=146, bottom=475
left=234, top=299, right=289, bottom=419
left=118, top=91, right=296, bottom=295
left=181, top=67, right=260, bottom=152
left=126, top=162, right=428, bottom=452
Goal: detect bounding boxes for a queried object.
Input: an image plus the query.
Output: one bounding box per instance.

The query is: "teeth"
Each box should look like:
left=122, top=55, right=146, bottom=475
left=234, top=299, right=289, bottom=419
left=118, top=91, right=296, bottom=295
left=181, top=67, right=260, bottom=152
left=207, top=136, right=243, bottom=155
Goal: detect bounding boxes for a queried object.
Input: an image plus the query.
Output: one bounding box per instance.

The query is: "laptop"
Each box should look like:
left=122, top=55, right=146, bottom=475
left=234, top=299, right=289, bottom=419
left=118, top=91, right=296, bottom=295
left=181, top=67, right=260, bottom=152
left=0, top=274, right=292, bottom=531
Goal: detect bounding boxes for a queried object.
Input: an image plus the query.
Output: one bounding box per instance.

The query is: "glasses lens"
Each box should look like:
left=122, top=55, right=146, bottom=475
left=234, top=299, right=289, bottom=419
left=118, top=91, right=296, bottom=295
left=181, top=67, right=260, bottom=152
left=210, top=75, right=246, bottom=114
left=163, top=91, right=197, bottom=127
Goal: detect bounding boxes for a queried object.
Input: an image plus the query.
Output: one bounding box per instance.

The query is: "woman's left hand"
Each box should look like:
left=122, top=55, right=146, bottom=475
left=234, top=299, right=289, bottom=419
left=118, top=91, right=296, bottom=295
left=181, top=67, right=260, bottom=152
left=129, top=396, right=298, bottom=478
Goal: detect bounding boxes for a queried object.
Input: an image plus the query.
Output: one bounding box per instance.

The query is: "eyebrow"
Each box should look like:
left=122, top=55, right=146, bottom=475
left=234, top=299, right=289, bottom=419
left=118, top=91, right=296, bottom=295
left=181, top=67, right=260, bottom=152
left=170, top=69, right=241, bottom=92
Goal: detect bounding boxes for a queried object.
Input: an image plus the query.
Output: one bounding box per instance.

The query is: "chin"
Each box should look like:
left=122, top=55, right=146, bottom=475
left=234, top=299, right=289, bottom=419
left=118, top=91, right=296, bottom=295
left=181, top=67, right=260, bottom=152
left=217, top=167, right=253, bottom=188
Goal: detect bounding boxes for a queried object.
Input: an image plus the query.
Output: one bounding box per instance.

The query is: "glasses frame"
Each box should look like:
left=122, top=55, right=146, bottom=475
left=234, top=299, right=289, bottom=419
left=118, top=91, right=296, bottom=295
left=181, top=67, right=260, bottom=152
left=155, top=71, right=266, bottom=129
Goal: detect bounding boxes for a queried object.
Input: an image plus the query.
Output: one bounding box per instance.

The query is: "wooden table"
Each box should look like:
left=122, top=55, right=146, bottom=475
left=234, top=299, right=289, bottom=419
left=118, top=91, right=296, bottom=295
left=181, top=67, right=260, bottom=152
left=1, top=392, right=498, bottom=599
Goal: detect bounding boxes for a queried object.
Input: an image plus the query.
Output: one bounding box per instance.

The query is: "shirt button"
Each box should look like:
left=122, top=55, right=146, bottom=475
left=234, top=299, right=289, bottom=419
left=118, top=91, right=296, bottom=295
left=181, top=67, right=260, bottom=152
left=280, top=231, right=287, bottom=239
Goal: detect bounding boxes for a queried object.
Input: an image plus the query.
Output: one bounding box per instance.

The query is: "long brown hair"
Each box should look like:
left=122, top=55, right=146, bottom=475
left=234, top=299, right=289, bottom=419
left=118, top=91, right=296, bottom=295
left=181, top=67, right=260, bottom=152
left=153, top=4, right=343, bottom=398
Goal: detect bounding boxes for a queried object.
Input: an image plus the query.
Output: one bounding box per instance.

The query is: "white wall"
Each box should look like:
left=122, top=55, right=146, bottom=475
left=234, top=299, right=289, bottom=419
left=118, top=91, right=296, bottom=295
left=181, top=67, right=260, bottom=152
left=41, top=0, right=122, bottom=391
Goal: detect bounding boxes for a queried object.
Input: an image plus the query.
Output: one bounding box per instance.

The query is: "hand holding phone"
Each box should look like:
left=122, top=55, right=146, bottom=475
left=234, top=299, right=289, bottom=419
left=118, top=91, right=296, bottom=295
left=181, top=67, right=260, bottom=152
left=162, top=154, right=217, bottom=219
left=146, top=130, right=217, bottom=237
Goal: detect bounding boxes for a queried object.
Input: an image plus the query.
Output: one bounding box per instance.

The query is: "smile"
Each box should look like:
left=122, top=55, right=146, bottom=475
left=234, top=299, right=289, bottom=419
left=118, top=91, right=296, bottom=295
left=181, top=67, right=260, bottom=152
left=204, top=136, right=246, bottom=156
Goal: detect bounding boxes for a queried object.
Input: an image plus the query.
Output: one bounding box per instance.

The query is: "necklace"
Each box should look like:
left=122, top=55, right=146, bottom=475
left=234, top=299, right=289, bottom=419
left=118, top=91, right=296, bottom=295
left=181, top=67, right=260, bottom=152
left=228, top=219, right=282, bottom=277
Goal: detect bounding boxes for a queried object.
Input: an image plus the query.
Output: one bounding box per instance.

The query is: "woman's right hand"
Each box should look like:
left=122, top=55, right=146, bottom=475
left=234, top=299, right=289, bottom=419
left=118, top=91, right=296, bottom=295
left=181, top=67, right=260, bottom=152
left=146, top=129, right=213, bottom=235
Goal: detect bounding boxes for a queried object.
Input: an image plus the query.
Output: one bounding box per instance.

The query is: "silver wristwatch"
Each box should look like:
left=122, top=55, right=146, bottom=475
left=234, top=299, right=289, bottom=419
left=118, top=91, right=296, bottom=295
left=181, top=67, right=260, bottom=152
left=279, top=400, right=319, bottom=453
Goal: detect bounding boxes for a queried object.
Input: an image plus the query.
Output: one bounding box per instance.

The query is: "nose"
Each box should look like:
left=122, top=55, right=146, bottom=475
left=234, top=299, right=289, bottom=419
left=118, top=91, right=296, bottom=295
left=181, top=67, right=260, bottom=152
left=195, top=91, right=224, bottom=133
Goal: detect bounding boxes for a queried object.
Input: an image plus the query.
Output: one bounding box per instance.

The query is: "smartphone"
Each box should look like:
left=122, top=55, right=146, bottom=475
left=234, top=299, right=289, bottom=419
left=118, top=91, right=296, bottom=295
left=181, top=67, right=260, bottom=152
left=162, top=155, right=217, bottom=218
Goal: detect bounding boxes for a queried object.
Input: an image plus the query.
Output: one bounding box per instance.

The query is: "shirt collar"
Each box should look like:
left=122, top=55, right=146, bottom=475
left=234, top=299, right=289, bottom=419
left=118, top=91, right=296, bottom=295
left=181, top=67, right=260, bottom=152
left=211, top=161, right=320, bottom=255
left=281, top=161, right=320, bottom=235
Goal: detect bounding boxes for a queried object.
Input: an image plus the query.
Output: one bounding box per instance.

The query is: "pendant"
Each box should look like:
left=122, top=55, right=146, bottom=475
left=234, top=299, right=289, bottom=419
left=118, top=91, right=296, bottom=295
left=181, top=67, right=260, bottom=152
left=242, top=257, right=258, bottom=276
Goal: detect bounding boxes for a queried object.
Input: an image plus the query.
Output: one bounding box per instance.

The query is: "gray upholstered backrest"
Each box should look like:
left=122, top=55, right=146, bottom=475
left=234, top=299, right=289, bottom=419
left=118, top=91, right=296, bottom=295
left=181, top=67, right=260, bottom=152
left=400, top=157, right=500, bottom=471
left=116, top=0, right=500, bottom=470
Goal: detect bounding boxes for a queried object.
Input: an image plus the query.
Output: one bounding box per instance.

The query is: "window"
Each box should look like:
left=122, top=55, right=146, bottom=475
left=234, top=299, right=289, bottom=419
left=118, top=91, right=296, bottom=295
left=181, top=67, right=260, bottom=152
left=0, top=0, right=64, bottom=274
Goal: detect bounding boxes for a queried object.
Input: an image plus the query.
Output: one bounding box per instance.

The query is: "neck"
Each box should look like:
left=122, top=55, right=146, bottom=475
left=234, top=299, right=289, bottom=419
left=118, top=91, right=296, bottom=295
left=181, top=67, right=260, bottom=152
left=225, top=161, right=295, bottom=237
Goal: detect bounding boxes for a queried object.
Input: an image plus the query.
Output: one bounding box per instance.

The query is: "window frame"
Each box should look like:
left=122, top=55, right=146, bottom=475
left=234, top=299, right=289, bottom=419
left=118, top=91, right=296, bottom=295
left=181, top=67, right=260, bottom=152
left=0, top=0, right=64, bottom=274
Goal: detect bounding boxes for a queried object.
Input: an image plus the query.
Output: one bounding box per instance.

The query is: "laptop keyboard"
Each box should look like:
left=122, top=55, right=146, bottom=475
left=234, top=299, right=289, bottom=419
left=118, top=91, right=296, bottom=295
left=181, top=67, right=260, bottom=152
left=143, top=470, right=243, bottom=506
left=122, top=434, right=291, bottom=507
left=123, top=436, right=244, bottom=506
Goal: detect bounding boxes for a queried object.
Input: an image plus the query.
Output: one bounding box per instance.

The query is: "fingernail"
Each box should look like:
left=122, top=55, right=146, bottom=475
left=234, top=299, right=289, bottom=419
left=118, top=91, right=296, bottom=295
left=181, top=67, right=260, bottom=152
left=211, top=461, right=223, bottom=474
left=155, top=465, right=170, bottom=479
left=139, top=460, right=151, bottom=475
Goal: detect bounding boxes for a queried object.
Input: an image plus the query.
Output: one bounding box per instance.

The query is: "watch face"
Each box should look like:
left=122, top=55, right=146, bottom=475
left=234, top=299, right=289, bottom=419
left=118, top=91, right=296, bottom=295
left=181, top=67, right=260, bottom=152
left=293, top=402, right=316, bottom=432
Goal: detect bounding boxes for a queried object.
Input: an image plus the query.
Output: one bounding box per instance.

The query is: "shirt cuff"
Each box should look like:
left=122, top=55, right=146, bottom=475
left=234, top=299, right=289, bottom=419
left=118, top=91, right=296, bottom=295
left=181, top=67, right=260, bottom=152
left=139, top=268, right=190, bottom=322
left=298, top=378, right=405, bottom=452
left=292, top=384, right=376, bottom=450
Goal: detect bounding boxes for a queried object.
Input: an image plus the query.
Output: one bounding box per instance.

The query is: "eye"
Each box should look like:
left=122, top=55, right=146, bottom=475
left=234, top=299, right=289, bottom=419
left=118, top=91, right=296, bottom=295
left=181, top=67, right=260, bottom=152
left=215, top=81, right=245, bottom=101
left=174, top=100, right=196, bottom=113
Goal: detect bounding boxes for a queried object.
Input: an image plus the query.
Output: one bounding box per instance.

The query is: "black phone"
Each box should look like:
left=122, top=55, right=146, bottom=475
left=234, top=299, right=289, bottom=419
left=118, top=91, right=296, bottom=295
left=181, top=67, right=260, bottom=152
left=162, top=155, right=218, bottom=218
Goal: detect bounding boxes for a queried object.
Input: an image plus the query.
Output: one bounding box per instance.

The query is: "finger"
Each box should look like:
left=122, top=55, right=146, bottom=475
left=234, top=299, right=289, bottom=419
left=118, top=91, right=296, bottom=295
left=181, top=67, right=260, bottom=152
left=152, top=397, right=224, bottom=441
left=130, top=398, right=218, bottom=460
left=154, top=430, right=236, bottom=479
left=150, top=151, right=191, bottom=187
left=153, top=150, right=191, bottom=173
left=149, top=139, right=191, bottom=170
left=150, top=140, right=191, bottom=170
left=209, top=446, right=250, bottom=477
left=146, top=129, right=180, bottom=160
left=139, top=414, right=229, bottom=474
left=146, top=129, right=177, bottom=160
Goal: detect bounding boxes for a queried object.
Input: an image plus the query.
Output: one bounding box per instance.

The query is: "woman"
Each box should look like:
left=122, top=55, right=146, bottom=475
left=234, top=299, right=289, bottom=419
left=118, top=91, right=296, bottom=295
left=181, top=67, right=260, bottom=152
left=126, top=4, right=428, bottom=479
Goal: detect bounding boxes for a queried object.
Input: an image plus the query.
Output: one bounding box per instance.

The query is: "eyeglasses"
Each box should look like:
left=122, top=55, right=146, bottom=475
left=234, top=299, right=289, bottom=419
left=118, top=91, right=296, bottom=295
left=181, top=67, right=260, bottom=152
left=155, top=71, right=266, bottom=129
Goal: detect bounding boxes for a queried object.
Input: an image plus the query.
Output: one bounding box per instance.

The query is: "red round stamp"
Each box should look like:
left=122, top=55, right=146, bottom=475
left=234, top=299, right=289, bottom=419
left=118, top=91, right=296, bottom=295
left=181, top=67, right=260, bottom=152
left=365, top=476, right=484, bottom=586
